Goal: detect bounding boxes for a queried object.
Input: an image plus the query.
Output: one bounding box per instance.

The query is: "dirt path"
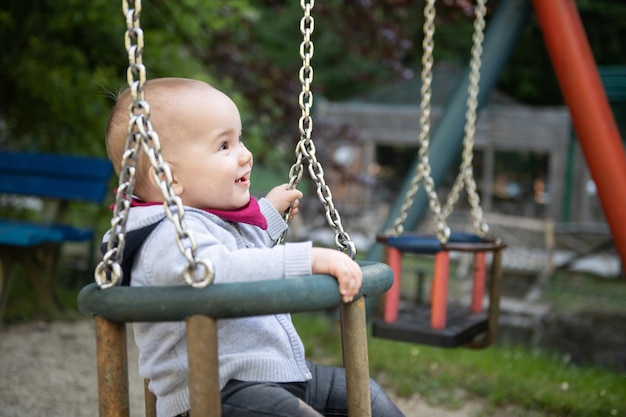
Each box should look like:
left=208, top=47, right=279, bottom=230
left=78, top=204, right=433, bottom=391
left=0, top=319, right=484, bottom=417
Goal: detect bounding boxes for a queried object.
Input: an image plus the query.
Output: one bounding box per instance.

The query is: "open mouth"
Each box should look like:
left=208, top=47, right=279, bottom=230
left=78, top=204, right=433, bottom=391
left=235, top=175, right=250, bottom=184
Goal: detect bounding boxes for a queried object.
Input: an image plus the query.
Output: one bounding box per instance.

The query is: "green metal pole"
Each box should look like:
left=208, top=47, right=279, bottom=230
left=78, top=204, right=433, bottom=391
left=368, top=0, right=532, bottom=262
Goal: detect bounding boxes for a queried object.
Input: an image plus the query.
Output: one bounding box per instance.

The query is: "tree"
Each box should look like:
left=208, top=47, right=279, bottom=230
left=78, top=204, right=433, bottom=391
left=0, top=0, right=253, bottom=156
left=0, top=0, right=125, bottom=155
left=1, top=0, right=624, bottom=159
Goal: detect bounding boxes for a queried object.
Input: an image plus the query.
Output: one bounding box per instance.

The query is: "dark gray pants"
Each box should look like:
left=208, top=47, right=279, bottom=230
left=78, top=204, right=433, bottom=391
left=217, top=361, right=405, bottom=417
left=176, top=361, right=405, bottom=417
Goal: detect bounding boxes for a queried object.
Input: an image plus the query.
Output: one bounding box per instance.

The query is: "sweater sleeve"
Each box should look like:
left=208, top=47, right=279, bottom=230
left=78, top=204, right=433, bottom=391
left=258, top=197, right=288, bottom=243
left=134, top=212, right=312, bottom=287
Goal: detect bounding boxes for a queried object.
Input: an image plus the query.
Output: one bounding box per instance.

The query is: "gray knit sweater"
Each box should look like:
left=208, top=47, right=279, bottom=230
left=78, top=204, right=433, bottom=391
left=105, top=199, right=314, bottom=417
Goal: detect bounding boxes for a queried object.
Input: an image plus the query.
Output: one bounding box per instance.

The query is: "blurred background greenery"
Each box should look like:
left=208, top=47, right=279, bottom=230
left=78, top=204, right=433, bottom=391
left=1, top=0, right=625, bottom=164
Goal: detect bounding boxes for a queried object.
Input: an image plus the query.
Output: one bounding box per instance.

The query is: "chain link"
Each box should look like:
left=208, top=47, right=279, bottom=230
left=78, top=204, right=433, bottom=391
left=388, top=0, right=450, bottom=244
left=282, top=0, right=356, bottom=258
left=441, top=0, right=489, bottom=237
left=388, top=0, right=490, bottom=243
left=95, top=0, right=214, bottom=289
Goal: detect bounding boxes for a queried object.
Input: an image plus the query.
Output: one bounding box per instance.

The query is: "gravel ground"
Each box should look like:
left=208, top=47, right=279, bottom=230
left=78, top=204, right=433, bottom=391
left=0, top=319, right=484, bottom=417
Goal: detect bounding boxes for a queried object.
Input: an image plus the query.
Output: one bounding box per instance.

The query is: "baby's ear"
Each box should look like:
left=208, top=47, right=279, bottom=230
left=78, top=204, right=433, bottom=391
left=149, top=163, right=183, bottom=197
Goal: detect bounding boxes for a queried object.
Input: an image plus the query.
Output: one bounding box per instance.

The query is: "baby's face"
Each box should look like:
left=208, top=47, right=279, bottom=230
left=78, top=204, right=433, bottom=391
left=171, top=85, right=253, bottom=211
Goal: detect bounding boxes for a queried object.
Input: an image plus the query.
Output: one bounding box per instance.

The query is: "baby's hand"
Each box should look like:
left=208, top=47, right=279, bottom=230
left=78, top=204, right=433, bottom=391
left=265, top=184, right=303, bottom=218
left=311, top=248, right=363, bottom=303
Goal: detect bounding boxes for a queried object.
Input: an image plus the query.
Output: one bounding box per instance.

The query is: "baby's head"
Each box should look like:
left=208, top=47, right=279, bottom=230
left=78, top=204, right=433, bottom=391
left=106, top=78, right=253, bottom=210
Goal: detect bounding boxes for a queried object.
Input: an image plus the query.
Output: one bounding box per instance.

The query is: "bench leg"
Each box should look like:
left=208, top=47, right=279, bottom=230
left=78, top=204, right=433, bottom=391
left=21, top=257, right=61, bottom=317
left=20, top=244, right=64, bottom=318
left=0, top=254, right=18, bottom=330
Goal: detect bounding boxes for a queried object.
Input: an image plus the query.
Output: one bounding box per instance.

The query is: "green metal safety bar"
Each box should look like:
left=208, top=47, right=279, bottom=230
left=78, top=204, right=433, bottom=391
left=79, top=262, right=391, bottom=322
left=78, top=262, right=393, bottom=417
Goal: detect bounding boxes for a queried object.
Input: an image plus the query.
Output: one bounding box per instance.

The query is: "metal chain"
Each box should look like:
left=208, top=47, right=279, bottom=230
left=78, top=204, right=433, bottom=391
left=95, top=0, right=214, bottom=289
left=441, top=0, right=489, bottom=237
left=283, top=0, right=356, bottom=258
left=388, top=0, right=450, bottom=244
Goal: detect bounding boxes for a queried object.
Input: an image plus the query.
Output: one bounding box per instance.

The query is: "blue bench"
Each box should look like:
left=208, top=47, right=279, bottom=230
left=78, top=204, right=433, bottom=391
left=0, top=151, right=113, bottom=326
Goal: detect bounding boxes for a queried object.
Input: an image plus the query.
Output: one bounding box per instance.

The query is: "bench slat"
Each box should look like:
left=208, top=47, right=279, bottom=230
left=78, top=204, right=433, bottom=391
left=0, top=151, right=113, bottom=203
left=0, top=220, right=93, bottom=247
left=0, top=174, right=110, bottom=203
left=0, top=151, right=112, bottom=180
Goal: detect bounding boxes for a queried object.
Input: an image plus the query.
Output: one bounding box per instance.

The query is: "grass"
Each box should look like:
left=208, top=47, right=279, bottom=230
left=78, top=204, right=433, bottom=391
left=544, top=271, right=626, bottom=315
left=293, top=252, right=626, bottom=416
left=293, top=311, right=626, bottom=417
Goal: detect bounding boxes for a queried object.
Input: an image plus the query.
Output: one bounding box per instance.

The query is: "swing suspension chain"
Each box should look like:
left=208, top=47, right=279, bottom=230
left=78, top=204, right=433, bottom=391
left=284, top=0, right=314, bottom=200
left=285, top=0, right=356, bottom=258
left=388, top=0, right=450, bottom=244
left=441, top=0, right=489, bottom=237
left=389, top=0, right=490, bottom=243
left=95, top=0, right=214, bottom=289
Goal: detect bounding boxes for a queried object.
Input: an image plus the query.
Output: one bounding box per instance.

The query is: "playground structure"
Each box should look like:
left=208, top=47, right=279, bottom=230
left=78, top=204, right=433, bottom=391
left=76, top=0, right=625, bottom=416
left=366, top=0, right=625, bottom=348
left=365, top=0, right=625, bottom=270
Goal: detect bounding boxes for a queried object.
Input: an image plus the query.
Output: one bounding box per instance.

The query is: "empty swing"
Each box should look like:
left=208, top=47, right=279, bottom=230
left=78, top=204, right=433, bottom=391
left=372, top=0, right=506, bottom=349
left=77, top=1, right=393, bottom=417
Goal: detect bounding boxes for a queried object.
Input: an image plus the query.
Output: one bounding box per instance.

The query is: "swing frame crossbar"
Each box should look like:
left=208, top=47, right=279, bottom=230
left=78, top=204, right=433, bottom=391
left=79, top=262, right=393, bottom=417
left=372, top=237, right=505, bottom=349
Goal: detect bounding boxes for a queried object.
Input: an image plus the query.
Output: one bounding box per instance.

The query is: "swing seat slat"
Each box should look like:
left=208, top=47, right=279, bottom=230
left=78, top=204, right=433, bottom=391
left=382, top=232, right=483, bottom=254
left=372, top=306, right=488, bottom=348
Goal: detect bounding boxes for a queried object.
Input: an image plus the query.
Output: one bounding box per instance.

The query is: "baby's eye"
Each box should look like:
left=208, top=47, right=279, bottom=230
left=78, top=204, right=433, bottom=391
left=218, top=141, right=229, bottom=151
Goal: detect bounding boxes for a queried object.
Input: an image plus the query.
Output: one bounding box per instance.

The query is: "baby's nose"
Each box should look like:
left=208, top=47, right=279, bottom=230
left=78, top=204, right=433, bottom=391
left=239, top=144, right=253, bottom=164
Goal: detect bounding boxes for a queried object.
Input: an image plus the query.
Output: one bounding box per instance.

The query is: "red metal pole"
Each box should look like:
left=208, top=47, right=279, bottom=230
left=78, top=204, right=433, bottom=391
left=431, top=251, right=450, bottom=330
left=531, top=0, right=626, bottom=272
left=383, top=246, right=402, bottom=323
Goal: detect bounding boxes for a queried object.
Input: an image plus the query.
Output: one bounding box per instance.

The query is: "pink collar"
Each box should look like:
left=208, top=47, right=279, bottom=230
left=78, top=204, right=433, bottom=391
left=127, top=196, right=268, bottom=230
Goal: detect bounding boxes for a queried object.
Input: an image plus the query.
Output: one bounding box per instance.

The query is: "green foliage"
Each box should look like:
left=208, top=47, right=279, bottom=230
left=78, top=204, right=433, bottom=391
left=0, top=0, right=260, bottom=157
left=0, top=0, right=122, bottom=154
left=1, top=0, right=626, bottom=158
left=498, top=0, right=626, bottom=104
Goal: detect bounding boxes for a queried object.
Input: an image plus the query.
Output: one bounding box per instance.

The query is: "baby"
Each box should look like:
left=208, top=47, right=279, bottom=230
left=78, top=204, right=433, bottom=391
left=104, top=78, right=405, bottom=417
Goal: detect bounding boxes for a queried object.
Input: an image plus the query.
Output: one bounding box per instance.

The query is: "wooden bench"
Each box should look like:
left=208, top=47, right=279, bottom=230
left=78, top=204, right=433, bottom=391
left=0, top=151, right=113, bottom=326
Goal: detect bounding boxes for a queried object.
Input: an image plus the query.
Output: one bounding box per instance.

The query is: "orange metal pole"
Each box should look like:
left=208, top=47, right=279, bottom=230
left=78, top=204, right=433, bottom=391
left=531, top=0, right=626, bottom=271
left=383, top=246, right=402, bottom=323
left=431, top=251, right=450, bottom=330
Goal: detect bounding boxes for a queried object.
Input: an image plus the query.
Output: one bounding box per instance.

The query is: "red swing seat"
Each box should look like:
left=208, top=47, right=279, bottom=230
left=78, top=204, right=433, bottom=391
left=372, top=233, right=506, bottom=348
